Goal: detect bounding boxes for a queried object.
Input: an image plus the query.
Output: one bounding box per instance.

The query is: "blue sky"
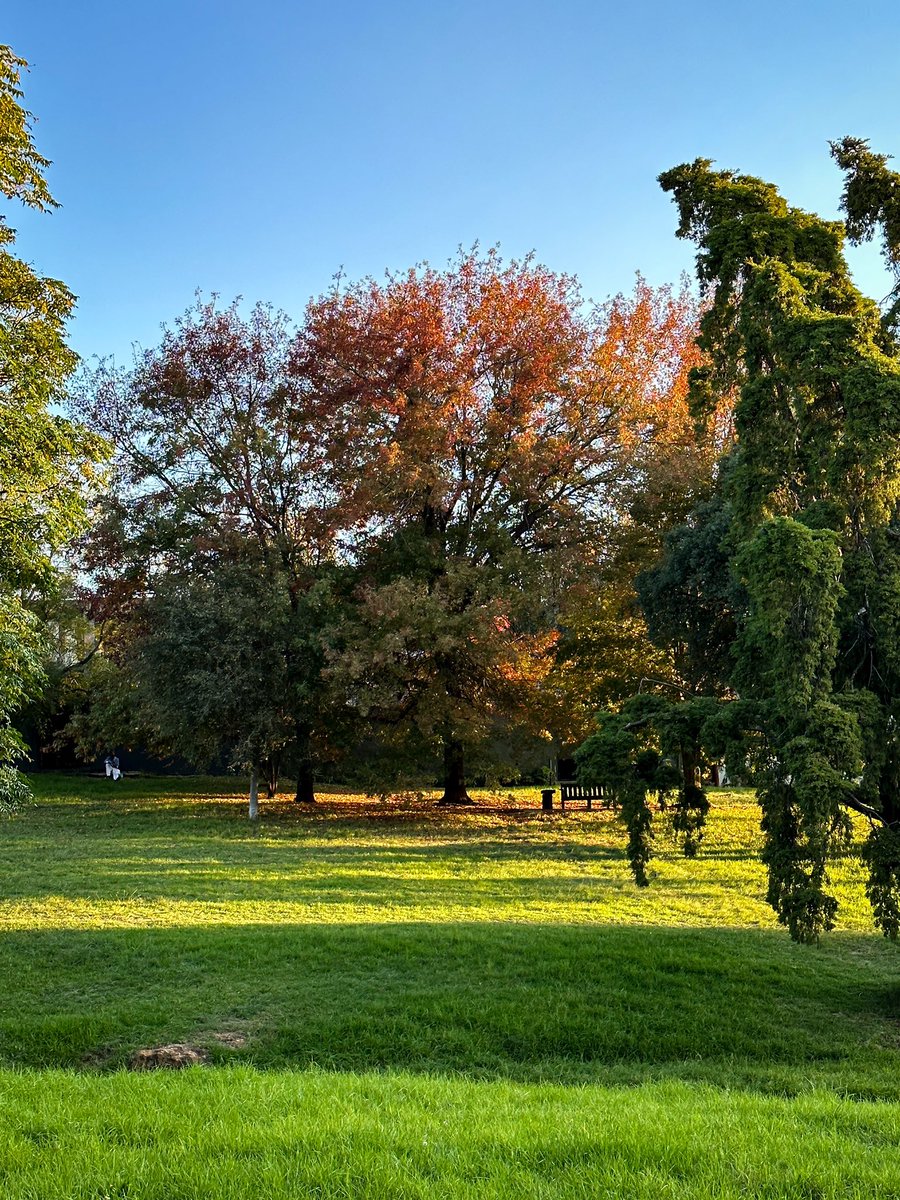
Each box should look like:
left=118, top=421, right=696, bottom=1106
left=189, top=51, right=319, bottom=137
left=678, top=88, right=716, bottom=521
left=7, top=1, right=900, bottom=364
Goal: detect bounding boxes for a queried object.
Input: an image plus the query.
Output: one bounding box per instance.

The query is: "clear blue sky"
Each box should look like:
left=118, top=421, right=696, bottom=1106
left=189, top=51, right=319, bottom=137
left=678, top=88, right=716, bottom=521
left=8, top=0, right=900, bottom=364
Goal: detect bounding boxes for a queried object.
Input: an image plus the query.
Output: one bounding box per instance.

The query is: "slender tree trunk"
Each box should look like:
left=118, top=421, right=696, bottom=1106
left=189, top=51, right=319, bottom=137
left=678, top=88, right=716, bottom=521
left=249, top=766, right=259, bottom=822
left=676, top=741, right=708, bottom=858
left=294, top=722, right=316, bottom=804
left=438, top=737, right=474, bottom=805
left=263, top=754, right=280, bottom=799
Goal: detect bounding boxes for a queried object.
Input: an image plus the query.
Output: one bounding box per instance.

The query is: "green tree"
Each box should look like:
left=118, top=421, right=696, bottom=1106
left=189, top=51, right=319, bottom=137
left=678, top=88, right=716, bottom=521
left=574, top=694, right=715, bottom=884
left=578, top=144, right=900, bottom=943
left=635, top=492, right=741, bottom=697
left=132, top=563, right=333, bottom=817
left=831, top=137, right=900, bottom=330
left=544, top=279, right=727, bottom=748
left=76, top=299, right=344, bottom=805
left=0, top=46, right=105, bottom=805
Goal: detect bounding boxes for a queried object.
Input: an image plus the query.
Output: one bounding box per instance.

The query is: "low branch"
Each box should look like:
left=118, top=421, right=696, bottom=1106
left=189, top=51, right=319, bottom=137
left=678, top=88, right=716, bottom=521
left=843, top=793, right=889, bottom=825
left=60, top=644, right=100, bottom=676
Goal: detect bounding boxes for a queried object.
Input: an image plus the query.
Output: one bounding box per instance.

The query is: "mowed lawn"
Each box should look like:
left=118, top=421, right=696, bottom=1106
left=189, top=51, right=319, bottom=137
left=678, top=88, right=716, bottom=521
left=1, top=775, right=899, bottom=1198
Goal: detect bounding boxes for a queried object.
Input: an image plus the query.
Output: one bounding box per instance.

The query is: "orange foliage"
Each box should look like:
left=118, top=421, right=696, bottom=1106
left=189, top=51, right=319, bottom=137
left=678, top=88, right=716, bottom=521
left=293, top=253, right=722, bottom=555
left=292, top=252, right=723, bottom=764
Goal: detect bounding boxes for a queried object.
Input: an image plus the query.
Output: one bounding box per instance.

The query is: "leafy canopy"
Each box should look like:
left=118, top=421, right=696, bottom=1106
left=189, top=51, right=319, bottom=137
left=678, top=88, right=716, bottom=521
left=580, top=141, right=900, bottom=942
left=296, top=252, right=705, bottom=799
left=0, top=46, right=106, bottom=806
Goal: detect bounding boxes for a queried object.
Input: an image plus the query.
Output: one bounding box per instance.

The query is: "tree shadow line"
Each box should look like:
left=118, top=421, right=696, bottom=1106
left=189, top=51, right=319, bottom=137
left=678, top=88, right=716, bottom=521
left=0, top=920, right=897, bottom=1096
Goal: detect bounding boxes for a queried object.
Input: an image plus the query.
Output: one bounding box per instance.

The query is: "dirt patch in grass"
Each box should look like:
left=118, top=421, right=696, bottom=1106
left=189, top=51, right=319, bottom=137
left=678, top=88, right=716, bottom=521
left=130, top=1044, right=208, bottom=1070
left=209, top=1031, right=247, bottom=1049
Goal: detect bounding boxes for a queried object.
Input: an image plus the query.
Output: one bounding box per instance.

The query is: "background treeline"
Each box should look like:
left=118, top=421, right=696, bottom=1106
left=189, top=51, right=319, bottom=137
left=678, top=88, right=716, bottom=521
left=59, top=258, right=722, bottom=804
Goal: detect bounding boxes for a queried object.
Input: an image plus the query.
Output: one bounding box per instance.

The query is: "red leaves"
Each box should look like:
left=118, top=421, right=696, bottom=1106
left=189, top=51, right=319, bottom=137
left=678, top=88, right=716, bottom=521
left=293, top=249, right=652, bottom=549
left=76, top=252, right=727, bottom=770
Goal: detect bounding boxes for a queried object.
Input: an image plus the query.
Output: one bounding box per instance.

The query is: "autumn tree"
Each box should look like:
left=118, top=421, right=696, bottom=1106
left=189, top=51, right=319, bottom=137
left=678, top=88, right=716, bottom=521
left=580, top=142, right=900, bottom=943
left=76, top=300, right=345, bottom=805
left=0, top=46, right=105, bottom=806
left=294, top=252, right=707, bottom=801
left=544, top=278, right=727, bottom=745
left=75, top=256, right=719, bottom=809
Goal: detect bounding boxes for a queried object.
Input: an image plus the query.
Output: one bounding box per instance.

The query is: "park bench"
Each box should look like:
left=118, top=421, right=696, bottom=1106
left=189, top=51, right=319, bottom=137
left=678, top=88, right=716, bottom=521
left=559, top=783, right=607, bottom=811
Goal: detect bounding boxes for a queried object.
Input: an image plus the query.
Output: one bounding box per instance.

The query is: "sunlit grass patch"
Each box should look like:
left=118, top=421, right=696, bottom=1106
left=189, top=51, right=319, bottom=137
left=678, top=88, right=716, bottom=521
left=0, top=774, right=896, bottom=1094
left=0, top=778, right=874, bottom=933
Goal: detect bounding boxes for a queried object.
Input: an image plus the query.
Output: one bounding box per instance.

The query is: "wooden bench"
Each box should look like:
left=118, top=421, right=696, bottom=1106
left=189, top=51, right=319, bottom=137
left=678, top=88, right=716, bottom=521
left=559, top=783, right=607, bottom=811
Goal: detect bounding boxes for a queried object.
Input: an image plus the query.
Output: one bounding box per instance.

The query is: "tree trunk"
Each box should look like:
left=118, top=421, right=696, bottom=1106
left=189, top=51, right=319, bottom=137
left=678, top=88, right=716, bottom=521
left=263, top=754, right=280, bottom=799
left=248, top=766, right=259, bottom=821
left=681, top=744, right=700, bottom=795
left=438, top=737, right=474, bottom=805
left=294, top=759, right=315, bottom=804
left=293, top=723, right=316, bottom=804
left=676, top=741, right=708, bottom=858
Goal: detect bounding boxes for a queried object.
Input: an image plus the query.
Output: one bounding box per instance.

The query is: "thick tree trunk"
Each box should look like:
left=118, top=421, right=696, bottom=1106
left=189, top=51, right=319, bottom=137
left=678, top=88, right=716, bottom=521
left=293, top=723, right=316, bottom=804
left=438, top=737, right=474, bottom=805
left=681, top=744, right=700, bottom=795
left=294, top=759, right=315, bottom=804
left=248, top=766, right=259, bottom=821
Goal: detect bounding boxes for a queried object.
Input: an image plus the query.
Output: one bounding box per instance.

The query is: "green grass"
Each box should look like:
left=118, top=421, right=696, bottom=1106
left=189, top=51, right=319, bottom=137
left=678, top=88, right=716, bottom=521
left=3, top=1071, right=900, bottom=1199
left=1, top=773, right=899, bottom=1197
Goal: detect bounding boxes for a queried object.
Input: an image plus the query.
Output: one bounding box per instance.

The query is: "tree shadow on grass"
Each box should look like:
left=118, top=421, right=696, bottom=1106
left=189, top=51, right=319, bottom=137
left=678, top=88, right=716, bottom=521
left=0, top=922, right=897, bottom=1097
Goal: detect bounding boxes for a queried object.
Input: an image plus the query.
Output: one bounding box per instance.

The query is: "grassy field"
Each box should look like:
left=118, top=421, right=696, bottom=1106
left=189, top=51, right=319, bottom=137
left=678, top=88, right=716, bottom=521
left=1, top=774, right=898, bottom=1197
